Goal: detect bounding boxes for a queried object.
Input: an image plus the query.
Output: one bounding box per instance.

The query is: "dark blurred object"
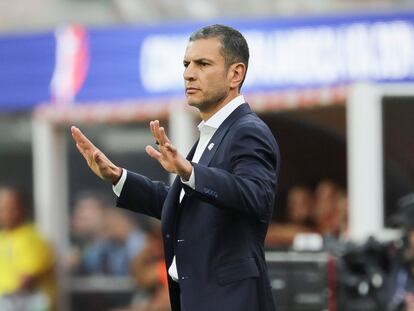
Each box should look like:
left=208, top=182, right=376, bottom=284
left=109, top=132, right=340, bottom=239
left=389, top=193, right=414, bottom=230
left=266, top=252, right=335, bottom=311
left=70, top=276, right=135, bottom=311
left=266, top=239, right=391, bottom=311
left=261, top=107, right=347, bottom=222
left=336, top=238, right=391, bottom=311
left=266, top=233, right=407, bottom=311
left=386, top=193, right=414, bottom=311
left=336, top=193, right=414, bottom=311
left=382, top=97, right=414, bottom=226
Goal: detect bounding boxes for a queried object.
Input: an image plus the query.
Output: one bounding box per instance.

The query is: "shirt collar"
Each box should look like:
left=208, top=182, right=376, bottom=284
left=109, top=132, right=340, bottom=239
left=197, top=95, right=245, bottom=132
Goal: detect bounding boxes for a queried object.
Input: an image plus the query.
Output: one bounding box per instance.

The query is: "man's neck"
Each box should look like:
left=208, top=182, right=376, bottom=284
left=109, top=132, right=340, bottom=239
left=199, top=92, right=240, bottom=121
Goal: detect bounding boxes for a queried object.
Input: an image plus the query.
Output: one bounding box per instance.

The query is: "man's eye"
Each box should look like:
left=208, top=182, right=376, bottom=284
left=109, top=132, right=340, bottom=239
left=183, top=63, right=189, bottom=68
left=200, top=62, right=208, bottom=67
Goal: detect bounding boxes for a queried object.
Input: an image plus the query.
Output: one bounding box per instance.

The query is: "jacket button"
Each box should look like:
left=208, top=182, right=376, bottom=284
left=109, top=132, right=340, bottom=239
left=166, top=234, right=170, bottom=239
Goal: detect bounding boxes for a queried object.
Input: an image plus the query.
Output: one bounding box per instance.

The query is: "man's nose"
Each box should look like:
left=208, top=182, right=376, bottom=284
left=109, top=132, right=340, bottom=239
left=183, top=63, right=196, bottom=81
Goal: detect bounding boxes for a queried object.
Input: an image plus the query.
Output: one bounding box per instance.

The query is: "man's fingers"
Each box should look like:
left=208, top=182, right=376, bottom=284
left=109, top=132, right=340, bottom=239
left=152, top=120, right=170, bottom=145
left=153, top=120, right=162, bottom=145
left=150, top=121, right=156, bottom=142
left=71, top=126, right=88, bottom=144
left=159, top=127, right=170, bottom=145
left=76, top=143, right=89, bottom=161
left=72, top=126, right=100, bottom=166
left=150, top=120, right=161, bottom=146
left=71, top=126, right=95, bottom=152
left=150, top=120, right=170, bottom=147
left=93, top=150, right=105, bottom=166
left=164, top=142, right=176, bottom=154
left=145, top=145, right=162, bottom=160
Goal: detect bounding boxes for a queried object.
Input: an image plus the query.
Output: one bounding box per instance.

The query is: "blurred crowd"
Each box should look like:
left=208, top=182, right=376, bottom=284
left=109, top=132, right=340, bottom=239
left=0, top=181, right=351, bottom=311
left=265, top=180, right=348, bottom=248
left=66, top=193, right=146, bottom=276
left=66, top=193, right=170, bottom=311
left=4, top=183, right=414, bottom=311
left=0, top=187, right=171, bottom=311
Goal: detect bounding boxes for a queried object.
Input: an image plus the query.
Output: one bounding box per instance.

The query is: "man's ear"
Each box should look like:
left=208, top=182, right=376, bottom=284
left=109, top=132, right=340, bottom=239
left=229, top=63, right=246, bottom=89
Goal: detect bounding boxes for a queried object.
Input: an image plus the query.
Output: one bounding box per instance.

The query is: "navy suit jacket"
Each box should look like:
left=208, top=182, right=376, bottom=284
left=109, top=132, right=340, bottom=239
left=117, top=103, right=280, bottom=311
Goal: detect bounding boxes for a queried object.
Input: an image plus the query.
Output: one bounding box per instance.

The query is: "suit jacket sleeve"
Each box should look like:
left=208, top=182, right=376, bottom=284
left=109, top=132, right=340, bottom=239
left=116, top=170, right=169, bottom=220
left=184, top=122, right=279, bottom=223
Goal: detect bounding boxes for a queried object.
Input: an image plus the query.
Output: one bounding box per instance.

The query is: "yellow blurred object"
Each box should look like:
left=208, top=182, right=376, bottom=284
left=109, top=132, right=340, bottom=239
left=0, top=223, right=57, bottom=310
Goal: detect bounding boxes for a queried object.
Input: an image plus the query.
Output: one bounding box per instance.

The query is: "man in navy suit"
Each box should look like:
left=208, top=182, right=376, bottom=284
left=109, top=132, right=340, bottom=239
left=72, top=24, right=280, bottom=311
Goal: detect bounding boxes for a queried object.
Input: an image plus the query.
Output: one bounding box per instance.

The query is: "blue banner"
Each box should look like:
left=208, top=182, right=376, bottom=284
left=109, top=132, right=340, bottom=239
left=1, top=11, right=414, bottom=110
left=0, top=32, right=55, bottom=110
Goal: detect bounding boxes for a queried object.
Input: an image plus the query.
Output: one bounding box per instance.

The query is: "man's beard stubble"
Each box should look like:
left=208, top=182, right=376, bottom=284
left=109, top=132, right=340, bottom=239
left=187, top=88, right=229, bottom=115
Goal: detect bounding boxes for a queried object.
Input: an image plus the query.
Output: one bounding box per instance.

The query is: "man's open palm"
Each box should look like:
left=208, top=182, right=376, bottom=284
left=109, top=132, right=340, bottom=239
left=71, top=126, right=122, bottom=184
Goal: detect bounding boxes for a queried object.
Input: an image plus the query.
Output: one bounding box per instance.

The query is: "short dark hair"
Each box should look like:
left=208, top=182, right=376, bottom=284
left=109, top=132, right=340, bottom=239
left=189, top=24, right=249, bottom=90
left=0, top=185, right=28, bottom=214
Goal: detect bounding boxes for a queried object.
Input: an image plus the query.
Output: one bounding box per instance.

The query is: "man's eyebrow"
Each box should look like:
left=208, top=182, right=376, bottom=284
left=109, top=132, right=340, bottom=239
left=183, top=58, right=214, bottom=64
left=195, top=58, right=213, bottom=63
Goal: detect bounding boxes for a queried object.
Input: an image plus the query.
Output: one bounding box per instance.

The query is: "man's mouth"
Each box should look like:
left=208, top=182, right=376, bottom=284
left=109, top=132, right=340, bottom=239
left=186, top=87, right=200, bottom=94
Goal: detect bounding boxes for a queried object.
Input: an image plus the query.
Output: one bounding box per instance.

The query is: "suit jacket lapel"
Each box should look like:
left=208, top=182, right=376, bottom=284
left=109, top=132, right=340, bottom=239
left=198, top=103, right=252, bottom=166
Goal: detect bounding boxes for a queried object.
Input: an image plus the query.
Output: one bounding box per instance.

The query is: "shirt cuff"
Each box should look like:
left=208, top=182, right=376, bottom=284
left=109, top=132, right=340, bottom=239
left=112, top=168, right=127, bottom=197
left=181, top=167, right=195, bottom=189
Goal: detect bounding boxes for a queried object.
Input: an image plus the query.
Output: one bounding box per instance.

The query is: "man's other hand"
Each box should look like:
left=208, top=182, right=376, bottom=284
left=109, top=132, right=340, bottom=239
left=71, top=126, right=122, bottom=184
left=146, top=120, right=192, bottom=181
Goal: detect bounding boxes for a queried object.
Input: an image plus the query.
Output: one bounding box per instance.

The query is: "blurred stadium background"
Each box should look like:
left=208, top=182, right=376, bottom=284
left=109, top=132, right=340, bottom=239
left=1, top=0, right=414, bottom=310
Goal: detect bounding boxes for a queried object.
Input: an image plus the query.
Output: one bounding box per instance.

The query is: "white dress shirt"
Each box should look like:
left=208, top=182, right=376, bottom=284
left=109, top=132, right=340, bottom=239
left=113, top=95, right=245, bottom=281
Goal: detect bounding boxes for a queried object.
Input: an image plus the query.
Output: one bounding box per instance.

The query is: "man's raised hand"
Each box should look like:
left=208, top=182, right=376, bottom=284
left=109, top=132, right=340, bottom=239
left=145, top=120, right=192, bottom=181
left=71, top=126, right=122, bottom=184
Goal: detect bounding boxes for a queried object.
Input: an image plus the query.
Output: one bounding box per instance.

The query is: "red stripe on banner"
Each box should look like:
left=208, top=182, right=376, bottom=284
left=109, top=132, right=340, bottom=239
left=72, top=26, right=89, bottom=97
left=327, top=255, right=337, bottom=311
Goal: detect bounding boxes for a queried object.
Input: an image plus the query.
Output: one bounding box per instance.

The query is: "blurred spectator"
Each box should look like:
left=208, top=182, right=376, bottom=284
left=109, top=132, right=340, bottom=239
left=67, top=193, right=146, bottom=276
left=313, top=180, right=339, bottom=234
left=286, top=185, right=315, bottom=226
left=102, top=208, right=147, bottom=276
left=313, top=180, right=348, bottom=239
left=332, top=190, right=348, bottom=240
left=66, top=193, right=108, bottom=275
left=266, top=186, right=316, bottom=247
left=112, top=220, right=170, bottom=311
left=0, top=186, right=56, bottom=311
left=266, top=182, right=349, bottom=248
